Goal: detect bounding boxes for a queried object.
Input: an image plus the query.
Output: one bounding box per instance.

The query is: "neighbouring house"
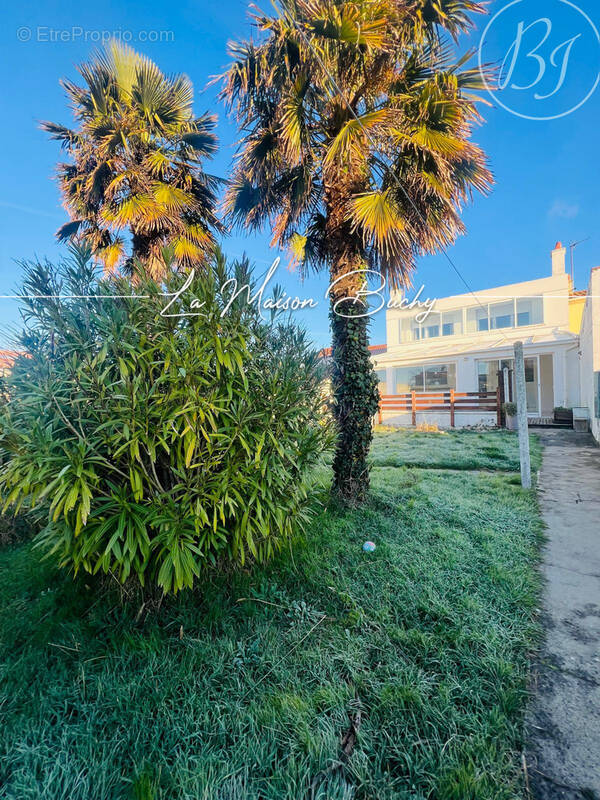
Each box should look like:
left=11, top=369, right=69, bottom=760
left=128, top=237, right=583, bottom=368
left=372, top=242, right=600, bottom=438
left=0, top=351, right=18, bottom=378
left=578, top=266, right=600, bottom=442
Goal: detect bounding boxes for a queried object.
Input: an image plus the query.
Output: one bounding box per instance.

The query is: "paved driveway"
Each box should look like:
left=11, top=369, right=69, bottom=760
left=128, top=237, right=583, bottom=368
left=525, top=429, right=600, bottom=799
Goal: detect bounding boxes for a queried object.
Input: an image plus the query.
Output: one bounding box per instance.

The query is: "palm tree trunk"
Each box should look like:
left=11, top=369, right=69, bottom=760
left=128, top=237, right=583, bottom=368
left=323, top=164, right=380, bottom=504
left=328, top=253, right=380, bottom=505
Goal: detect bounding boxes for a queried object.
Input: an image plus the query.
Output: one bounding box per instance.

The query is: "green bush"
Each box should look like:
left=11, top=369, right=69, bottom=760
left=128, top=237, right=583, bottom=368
left=0, top=247, right=329, bottom=593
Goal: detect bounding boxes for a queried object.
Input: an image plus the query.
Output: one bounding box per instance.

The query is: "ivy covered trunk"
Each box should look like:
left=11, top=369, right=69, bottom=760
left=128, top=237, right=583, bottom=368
left=328, top=270, right=379, bottom=504
left=324, top=166, right=380, bottom=504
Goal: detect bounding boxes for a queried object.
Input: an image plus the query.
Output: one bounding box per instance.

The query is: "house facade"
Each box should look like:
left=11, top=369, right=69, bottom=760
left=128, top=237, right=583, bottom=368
left=373, top=243, right=600, bottom=435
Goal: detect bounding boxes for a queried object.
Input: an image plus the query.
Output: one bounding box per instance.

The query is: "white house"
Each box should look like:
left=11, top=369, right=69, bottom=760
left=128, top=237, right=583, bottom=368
left=578, top=266, right=600, bottom=442
left=373, top=242, right=600, bottom=436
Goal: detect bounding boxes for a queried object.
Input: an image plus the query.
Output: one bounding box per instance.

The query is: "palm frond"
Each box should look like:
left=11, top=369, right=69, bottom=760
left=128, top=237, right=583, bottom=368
left=347, top=189, right=408, bottom=258
left=56, top=219, right=84, bottom=241
left=324, top=109, right=388, bottom=165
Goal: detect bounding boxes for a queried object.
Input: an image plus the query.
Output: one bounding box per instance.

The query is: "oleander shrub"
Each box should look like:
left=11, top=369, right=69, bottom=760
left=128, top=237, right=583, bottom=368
left=0, top=386, right=29, bottom=546
left=0, top=247, right=330, bottom=593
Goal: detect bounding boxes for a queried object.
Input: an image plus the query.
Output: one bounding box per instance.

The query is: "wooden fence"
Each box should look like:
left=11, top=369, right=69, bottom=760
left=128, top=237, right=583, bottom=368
left=378, top=388, right=502, bottom=428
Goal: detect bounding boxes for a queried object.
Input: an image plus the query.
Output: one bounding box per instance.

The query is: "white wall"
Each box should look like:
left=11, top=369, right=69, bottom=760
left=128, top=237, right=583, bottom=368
left=579, top=268, right=600, bottom=442
left=565, top=346, right=582, bottom=408
left=385, top=271, right=572, bottom=354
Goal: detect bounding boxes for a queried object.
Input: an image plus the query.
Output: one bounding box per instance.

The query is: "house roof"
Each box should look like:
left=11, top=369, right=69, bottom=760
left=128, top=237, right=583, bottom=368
left=374, top=329, right=578, bottom=365
left=0, top=350, right=19, bottom=371
left=319, top=343, right=387, bottom=358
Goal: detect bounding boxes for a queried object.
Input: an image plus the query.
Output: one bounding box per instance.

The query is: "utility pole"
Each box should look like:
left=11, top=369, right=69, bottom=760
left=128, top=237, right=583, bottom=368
left=514, top=341, right=531, bottom=489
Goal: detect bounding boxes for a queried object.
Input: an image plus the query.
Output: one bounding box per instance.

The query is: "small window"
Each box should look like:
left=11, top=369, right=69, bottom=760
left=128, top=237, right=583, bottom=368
left=441, top=310, right=463, bottom=337
left=490, top=301, right=514, bottom=329
left=467, top=306, right=489, bottom=333
left=421, top=313, right=441, bottom=340
left=516, top=298, right=543, bottom=327
left=399, top=318, right=415, bottom=342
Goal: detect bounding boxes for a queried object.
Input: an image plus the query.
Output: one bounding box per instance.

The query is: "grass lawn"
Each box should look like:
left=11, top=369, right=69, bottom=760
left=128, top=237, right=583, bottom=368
left=371, top=427, right=542, bottom=473
left=0, top=431, right=543, bottom=799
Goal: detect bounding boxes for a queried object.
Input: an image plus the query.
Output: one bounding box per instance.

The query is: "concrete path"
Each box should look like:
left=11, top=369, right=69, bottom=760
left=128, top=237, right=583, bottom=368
left=525, top=429, right=600, bottom=799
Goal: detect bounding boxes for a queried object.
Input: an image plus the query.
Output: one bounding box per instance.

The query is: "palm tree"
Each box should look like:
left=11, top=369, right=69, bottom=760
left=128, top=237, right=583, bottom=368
left=42, top=40, right=221, bottom=278
left=221, top=0, right=493, bottom=504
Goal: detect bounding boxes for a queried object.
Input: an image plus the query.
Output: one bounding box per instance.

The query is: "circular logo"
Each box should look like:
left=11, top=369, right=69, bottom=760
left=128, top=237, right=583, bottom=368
left=478, top=0, right=600, bottom=120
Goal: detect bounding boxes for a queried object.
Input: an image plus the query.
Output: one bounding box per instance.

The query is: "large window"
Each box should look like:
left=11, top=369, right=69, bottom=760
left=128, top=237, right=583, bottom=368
left=400, top=298, right=544, bottom=342
left=468, top=298, right=543, bottom=333
left=425, top=363, right=456, bottom=390
left=400, top=310, right=463, bottom=341
left=395, top=365, right=424, bottom=392
left=395, top=363, right=456, bottom=393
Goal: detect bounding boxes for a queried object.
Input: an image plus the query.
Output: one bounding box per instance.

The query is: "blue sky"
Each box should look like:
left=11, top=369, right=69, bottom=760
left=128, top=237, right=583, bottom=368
left=1, top=0, right=599, bottom=349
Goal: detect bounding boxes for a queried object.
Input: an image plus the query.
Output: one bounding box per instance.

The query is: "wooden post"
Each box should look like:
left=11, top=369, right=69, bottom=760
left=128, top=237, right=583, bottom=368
left=450, top=389, right=455, bottom=428
left=514, top=341, right=531, bottom=489
left=411, top=390, right=416, bottom=427
left=378, top=403, right=382, bottom=425
left=496, top=386, right=502, bottom=428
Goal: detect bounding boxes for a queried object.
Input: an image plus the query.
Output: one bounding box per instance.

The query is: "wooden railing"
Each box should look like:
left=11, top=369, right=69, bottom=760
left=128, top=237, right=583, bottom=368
left=378, top=388, right=501, bottom=428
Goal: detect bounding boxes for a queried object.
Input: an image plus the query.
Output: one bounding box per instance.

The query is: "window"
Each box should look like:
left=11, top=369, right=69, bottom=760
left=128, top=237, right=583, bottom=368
left=467, top=299, right=544, bottom=333
left=490, top=301, right=514, bottom=329
left=467, top=306, right=489, bottom=333
left=401, top=297, right=544, bottom=340
left=375, top=369, right=387, bottom=395
left=416, top=313, right=439, bottom=339
left=477, top=357, right=538, bottom=411
left=516, top=297, right=543, bottom=327
left=400, top=310, right=463, bottom=341
left=442, top=310, right=463, bottom=337
left=394, top=366, right=424, bottom=393
left=478, top=360, right=501, bottom=393
left=394, top=364, right=456, bottom=393
left=399, top=318, right=414, bottom=342
left=424, top=363, right=456, bottom=390
left=478, top=359, right=516, bottom=393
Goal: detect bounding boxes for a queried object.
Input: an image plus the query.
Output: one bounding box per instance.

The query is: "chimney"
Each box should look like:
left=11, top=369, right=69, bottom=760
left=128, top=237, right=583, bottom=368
left=552, top=241, right=566, bottom=276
